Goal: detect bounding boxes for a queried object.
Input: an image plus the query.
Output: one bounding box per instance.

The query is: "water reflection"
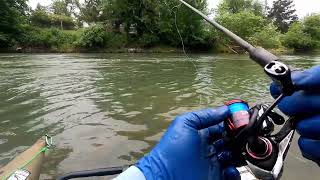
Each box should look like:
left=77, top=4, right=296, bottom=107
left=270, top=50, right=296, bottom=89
left=0, top=53, right=319, bottom=179
left=0, top=55, right=48, bottom=163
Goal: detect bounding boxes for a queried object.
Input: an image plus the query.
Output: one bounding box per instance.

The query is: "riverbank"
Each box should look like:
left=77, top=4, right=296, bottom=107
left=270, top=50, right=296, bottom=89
left=0, top=46, right=184, bottom=54
left=0, top=45, right=303, bottom=55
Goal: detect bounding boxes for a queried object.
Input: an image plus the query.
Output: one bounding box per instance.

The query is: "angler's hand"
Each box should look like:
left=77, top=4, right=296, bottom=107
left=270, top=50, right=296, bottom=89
left=270, top=65, right=320, bottom=165
left=136, top=107, right=240, bottom=180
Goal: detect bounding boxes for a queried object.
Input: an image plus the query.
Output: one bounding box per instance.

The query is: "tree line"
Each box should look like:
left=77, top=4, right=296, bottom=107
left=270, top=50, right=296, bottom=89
left=0, top=0, right=319, bottom=52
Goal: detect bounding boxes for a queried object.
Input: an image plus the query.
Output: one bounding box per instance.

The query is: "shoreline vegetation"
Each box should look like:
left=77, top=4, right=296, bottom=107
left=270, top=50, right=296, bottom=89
left=0, top=45, right=295, bottom=55
left=1, top=0, right=319, bottom=54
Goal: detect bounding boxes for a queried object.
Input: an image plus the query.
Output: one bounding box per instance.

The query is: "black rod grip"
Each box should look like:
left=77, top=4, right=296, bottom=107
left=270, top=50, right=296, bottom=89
left=249, top=47, right=279, bottom=67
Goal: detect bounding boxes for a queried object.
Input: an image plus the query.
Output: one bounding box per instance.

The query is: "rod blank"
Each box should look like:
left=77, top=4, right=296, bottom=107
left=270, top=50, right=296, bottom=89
left=178, top=0, right=279, bottom=67
left=178, top=0, right=255, bottom=52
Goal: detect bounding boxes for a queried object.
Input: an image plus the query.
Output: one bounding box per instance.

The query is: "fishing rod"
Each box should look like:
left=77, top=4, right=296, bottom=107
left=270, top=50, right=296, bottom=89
left=179, top=0, right=276, bottom=67
left=178, top=0, right=294, bottom=93
left=179, top=0, right=297, bottom=179
left=58, top=1, right=297, bottom=180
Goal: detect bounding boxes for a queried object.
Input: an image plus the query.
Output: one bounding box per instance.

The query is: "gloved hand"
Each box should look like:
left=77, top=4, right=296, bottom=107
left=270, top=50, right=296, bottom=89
left=270, top=65, right=320, bottom=165
left=136, top=106, right=240, bottom=180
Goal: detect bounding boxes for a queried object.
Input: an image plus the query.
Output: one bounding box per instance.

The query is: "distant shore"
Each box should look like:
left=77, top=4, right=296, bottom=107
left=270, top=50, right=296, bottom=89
left=0, top=46, right=183, bottom=54
left=1, top=46, right=307, bottom=55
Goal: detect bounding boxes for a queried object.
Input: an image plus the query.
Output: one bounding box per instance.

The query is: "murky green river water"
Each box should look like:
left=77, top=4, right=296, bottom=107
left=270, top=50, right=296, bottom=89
left=0, top=53, right=319, bottom=179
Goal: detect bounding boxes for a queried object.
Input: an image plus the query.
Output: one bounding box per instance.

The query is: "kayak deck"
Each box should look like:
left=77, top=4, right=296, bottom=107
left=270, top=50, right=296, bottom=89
left=0, top=139, right=47, bottom=180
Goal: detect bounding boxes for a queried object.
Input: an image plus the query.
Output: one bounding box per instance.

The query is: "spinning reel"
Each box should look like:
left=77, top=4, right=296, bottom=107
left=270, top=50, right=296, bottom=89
left=223, top=61, right=296, bottom=180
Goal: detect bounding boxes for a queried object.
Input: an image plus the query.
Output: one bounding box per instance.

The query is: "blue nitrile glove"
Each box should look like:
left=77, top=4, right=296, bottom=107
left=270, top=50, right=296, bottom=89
left=136, top=106, right=240, bottom=180
left=270, top=66, right=320, bottom=165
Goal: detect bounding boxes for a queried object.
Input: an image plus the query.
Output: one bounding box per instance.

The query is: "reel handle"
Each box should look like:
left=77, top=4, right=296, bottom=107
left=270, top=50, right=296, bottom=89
left=264, top=61, right=294, bottom=96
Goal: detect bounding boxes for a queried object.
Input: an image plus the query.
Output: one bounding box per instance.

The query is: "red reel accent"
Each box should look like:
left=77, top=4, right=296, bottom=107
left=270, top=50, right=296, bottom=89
left=225, top=99, right=248, bottom=106
left=227, top=118, right=236, bottom=131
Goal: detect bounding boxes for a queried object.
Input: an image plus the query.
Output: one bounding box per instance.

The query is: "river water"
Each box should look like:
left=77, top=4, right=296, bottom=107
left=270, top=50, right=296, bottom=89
left=0, top=53, right=319, bottom=179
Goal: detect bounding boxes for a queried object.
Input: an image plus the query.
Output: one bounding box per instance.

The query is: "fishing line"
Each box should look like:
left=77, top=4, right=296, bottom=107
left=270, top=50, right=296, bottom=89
left=166, top=0, right=228, bottom=104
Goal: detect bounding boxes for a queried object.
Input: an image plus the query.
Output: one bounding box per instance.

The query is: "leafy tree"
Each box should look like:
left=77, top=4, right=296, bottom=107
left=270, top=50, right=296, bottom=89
left=30, top=4, right=51, bottom=28
left=101, top=0, right=160, bottom=36
left=30, top=5, right=75, bottom=30
left=50, top=14, right=76, bottom=30
left=215, top=0, right=267, bottom=48
left=51, top=0, right=80, bottom=17
left=0, top=0, right=27, bottom=47
left=155, top=0, right=214, bottom=48
left=282, top=22, right=314, bottom=50
left=282, top=14, right=320, bottom=50
left=249, top=24, right=281, bottom=48
left=217, top=11, right=267, bottom=40
left=217, top=0, right=264, bottom=16
left=77, top=23, right=109, bottom=48
left=50, top=0, right=78, bottom=29
left=51, top=0, right=70, bottom=16
left=79, top=0, right=102, bottom=24
left=268, top=0, right=298, bottom=33
left=303, top=14, right=320, bottom=41
left=18, top=26, right=79, bottom=49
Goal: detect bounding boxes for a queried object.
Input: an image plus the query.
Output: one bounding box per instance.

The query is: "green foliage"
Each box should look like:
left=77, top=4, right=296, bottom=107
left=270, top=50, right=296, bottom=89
left=47, top=28, right=79, bottom=48
left=99, top=0, right=214, bottom=49
left=51, top=0, right=80, bottom=17
left=217, top=11, right=266, bottom=40
left=215, top=0, right=279, bottom=49
left=268, top=0, right=298, bottom=33
left=0, top=32, right=10, bottom=47
left=217, top=0, right=264, bottom=16
left=0, top=0, right=28, bottom=47
left=102, top=0, right=161, bottom=36
left=51, top=0, right=70, bottom=16
left=249, top=24, right=281, bottom=48
left=50, top=14, right=76, bottom=30
left=30, top=8, right=51, bottom=28
left=282, top=14, right=320, bottom=50
left=76, top=24, right=110, bottom=48
left=0, top=0, right=319, bottom=51
left=215, top=0, right=293, bottom=50
left=303, top=14, right=320, bottom=41
left=107, top=33, right=127, bottom=48
left=155, top=0, right=215, bottom=49
left=76, top=24, right=130, bottom=49
left=139, top=34, right=160, bottom=48
left=79, top=0, right=102, bottom=24
left=30, top=8, right=75, bottom=29
left=282, top=22, right=314, bottom=50
left=17, top=25, right=78, bottom=49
